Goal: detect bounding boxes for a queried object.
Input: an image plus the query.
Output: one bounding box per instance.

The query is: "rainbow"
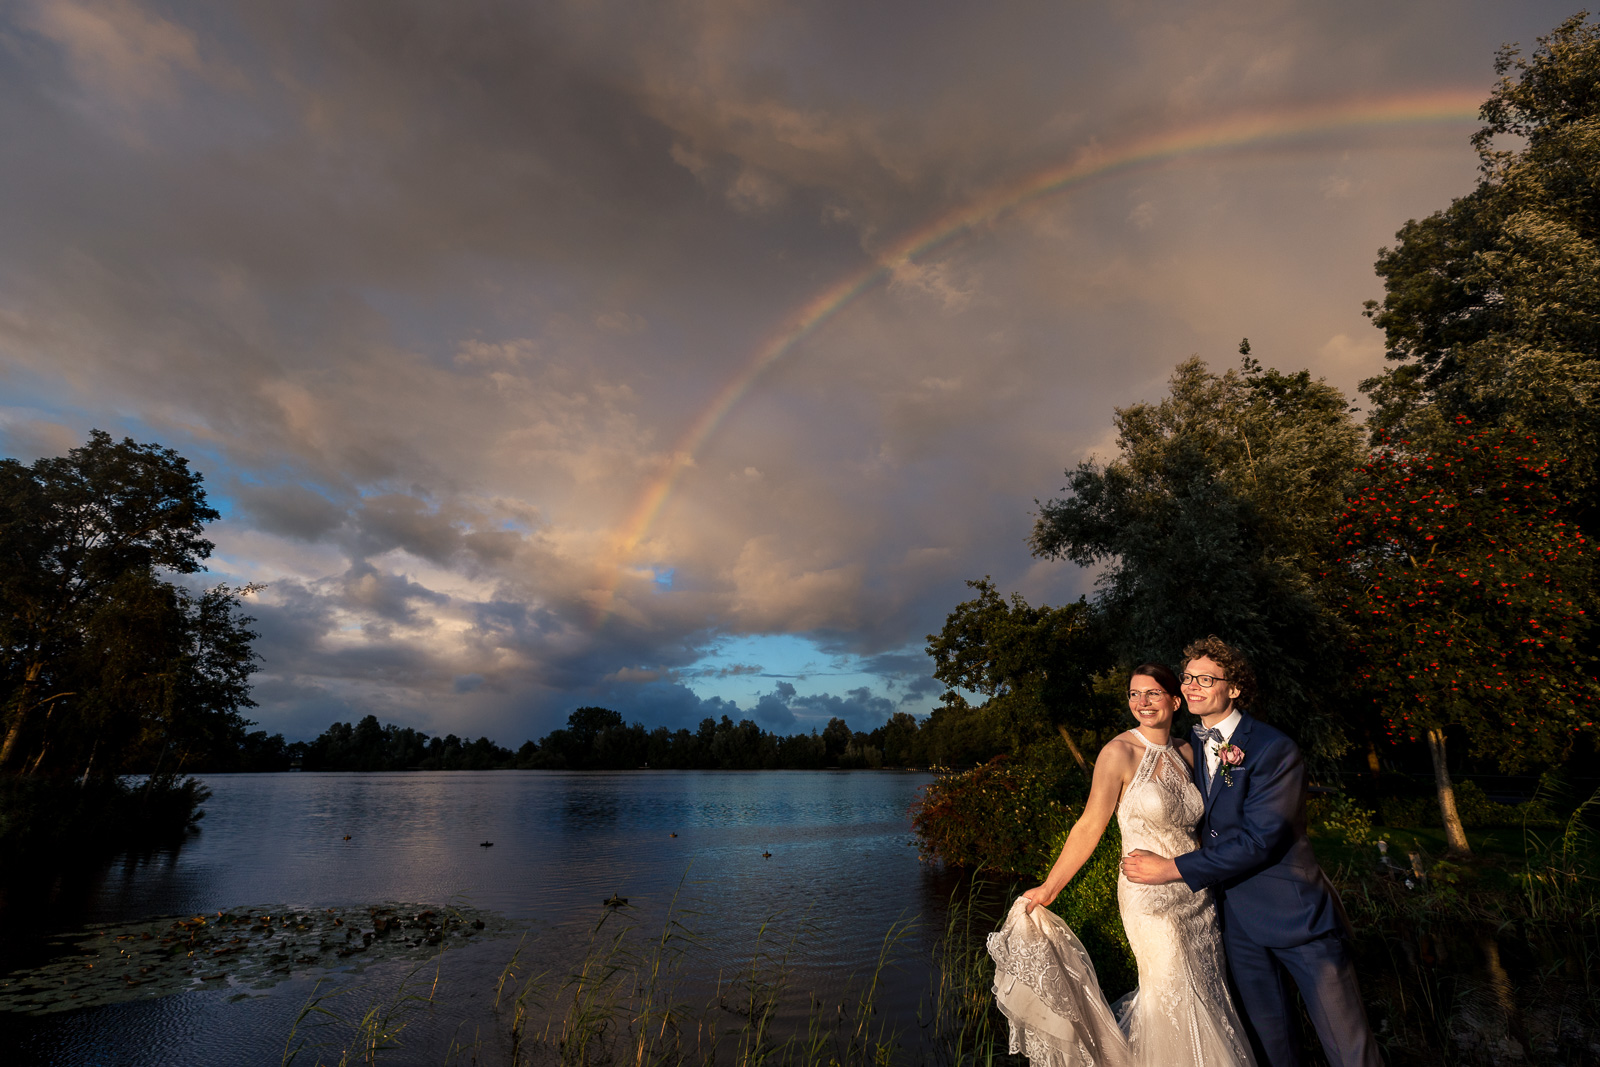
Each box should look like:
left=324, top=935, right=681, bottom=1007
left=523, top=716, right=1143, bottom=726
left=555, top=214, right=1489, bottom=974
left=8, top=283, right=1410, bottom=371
left=594, top=89, right=1484, bottom=619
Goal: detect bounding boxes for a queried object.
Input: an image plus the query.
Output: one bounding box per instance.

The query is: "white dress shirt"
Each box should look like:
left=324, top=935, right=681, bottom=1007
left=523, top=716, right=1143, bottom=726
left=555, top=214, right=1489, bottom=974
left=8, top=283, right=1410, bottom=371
left=1202, top=707, right=1243, bottom=781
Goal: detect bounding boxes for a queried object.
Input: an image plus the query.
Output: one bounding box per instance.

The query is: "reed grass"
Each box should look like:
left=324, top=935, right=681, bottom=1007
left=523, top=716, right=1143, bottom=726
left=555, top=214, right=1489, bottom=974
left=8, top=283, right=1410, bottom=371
left=276, top=878, right=1017, bottom=1067
left=281, top=954, right=442, bottom=1066
left=918, top=881, right=1007, bottom=1067
left=1516, top=785, right=1600, bottom=922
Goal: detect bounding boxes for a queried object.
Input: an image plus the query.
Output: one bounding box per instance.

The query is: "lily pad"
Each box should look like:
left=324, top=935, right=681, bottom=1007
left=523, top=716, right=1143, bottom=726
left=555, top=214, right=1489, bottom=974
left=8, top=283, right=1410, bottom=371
left=0, top=903, right=515, bottom=1015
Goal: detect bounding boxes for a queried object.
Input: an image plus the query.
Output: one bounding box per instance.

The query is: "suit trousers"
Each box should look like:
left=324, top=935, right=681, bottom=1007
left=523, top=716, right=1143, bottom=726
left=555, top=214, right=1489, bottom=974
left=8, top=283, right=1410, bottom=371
left=1223, top=922, right=1383, bottom=1067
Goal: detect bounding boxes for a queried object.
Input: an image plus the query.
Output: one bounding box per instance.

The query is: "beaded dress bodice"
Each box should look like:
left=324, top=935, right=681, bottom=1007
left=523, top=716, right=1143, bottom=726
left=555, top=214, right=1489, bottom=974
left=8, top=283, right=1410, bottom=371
left=1116, top=732, right=1204, bottom=861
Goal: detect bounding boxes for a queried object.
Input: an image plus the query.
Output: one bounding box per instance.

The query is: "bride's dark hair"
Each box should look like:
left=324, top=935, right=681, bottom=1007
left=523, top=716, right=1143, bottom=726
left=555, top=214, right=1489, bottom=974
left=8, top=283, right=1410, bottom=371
left=1129, top=662, right=1182, bottom=696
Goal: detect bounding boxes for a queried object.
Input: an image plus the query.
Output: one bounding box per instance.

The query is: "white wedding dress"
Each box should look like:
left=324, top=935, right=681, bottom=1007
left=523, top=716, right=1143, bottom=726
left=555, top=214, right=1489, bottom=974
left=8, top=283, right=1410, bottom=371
left=986, top=730, right=1256, bottom=1067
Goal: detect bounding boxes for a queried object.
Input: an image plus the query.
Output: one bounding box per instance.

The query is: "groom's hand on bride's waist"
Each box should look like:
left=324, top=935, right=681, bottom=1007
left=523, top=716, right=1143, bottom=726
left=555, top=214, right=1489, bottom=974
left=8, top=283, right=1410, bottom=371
left=1121, top=849, right=1181, bottom=885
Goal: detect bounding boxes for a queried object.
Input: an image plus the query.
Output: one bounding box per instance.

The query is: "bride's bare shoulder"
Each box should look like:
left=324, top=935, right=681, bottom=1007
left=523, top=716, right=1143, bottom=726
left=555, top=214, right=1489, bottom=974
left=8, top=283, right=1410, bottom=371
left=1095, top=732, right=1140, bottom=769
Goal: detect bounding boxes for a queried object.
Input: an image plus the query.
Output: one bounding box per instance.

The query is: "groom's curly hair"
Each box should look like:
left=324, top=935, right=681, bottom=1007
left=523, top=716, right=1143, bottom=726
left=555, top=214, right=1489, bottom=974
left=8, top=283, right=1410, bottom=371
left=1181, top=635, right=1257, bottom=708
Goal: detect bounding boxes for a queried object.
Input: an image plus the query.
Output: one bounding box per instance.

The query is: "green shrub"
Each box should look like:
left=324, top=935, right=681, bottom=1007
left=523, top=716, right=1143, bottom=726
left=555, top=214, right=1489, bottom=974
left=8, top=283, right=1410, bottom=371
left=910, top=745, right=1084, bottom=874
left=1307, top=793, right=1375, bottom=846
left=910, top=743, right=1135, bottom=994
left=1378, top=779, right=1559, bottom=829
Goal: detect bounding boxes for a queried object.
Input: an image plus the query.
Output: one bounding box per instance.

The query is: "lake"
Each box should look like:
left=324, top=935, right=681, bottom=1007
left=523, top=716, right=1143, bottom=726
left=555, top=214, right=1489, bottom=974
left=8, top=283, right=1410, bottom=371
left=0, top=770, right=987, bottom=1065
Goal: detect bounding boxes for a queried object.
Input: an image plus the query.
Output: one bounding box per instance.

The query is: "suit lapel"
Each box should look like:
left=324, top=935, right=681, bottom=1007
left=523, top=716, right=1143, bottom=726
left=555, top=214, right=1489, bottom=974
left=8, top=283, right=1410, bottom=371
left=1201, top=712, right=1254, bottom=809
left=1191, top=727, right=1220, bottom=818
left=1216, top=713, right=1254, bottom=800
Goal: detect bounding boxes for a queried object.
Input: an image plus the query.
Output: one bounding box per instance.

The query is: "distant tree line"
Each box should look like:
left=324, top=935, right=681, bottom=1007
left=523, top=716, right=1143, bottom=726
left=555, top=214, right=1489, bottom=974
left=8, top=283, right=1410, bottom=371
left=235, top=705, right=943, bottom=773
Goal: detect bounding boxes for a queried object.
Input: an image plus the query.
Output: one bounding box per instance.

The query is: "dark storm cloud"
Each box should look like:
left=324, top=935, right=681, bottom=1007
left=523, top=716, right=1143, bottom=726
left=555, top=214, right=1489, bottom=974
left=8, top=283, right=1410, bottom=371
left=0, top=0, right=1586, bottom=742
left=753, top=688, right=797, bottom=729
left=4, top=2, right=699, bottom=276
left=792, top=687, right=895, bottom=730
left=234, top=483, right=347, bottom=541
left=897, top=675, right=943, bottom=705
left=349, top=496, right=468, bottom=565
left=853, top=649, right=939, bottom=694
left=570, top=676, right=748, bottom=735
left=246, top=676, right=361, bottom=739
left=338, top=561, right=447, bottom=624
left=748, top=680, right=892, bottom=732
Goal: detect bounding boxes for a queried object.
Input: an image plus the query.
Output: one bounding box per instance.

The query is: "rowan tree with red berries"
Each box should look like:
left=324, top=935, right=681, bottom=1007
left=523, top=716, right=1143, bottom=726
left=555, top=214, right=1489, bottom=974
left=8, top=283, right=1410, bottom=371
left=1328, top=418, right=1599, bottom=853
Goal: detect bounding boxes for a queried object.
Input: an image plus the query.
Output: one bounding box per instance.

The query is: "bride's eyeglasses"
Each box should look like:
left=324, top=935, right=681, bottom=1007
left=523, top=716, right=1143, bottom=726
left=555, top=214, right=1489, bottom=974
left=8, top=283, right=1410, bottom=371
left=1180, top=672, right=1228, bottom=688
left=1127, top=689, right=1170, bottom=703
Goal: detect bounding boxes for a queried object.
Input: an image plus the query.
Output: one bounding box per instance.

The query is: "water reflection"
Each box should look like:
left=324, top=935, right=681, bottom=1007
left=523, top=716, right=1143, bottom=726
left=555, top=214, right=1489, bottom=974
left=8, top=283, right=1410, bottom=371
left=0, top=770, right=996, bottom=1065
left=560, top=790, right=621, bottom=825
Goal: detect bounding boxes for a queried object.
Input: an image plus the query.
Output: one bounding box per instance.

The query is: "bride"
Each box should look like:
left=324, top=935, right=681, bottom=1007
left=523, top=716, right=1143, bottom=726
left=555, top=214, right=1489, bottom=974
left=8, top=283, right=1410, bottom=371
left=986, top=663, right=1255, bottom=1067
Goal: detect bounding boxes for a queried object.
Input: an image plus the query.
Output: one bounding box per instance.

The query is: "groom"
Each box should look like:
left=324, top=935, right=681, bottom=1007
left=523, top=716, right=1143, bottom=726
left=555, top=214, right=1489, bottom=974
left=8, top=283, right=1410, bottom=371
left=1121, top=636, right=1382, bottom=1067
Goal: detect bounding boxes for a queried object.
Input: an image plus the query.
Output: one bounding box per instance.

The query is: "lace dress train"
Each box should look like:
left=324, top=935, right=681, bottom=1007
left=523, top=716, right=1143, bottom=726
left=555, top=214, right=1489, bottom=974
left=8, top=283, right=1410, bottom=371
left=987, top=732, right=1255, bottom=1067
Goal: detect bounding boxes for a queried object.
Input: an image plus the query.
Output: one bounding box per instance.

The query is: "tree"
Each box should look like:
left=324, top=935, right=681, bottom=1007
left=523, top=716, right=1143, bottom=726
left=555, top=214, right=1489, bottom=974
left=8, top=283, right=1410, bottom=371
left=925, top=578, right=1110, bottom=762
left=880, top=710, right=921, bottom=766
left=1030, top=353, right=1363, bottom=768
left=0, top=432, right=262, bottom=781
left=1363, top=14, right=1600, bottom=523
left=821, top=716, right=854, bottom=762
left=75, top=576, right=261, bottom=778
left=233, top=730, right=292, bottom=772
left=1327, top=420, right=1600, bottom=852
left=149, top=583, right=263, bottom=773
left=564, top=706, right=625, bottom=768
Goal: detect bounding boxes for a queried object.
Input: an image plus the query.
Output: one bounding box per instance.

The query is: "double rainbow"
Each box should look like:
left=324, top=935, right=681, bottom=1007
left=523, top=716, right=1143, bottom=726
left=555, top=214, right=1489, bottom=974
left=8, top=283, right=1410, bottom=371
left=596, top=89, right=1483, bottom=620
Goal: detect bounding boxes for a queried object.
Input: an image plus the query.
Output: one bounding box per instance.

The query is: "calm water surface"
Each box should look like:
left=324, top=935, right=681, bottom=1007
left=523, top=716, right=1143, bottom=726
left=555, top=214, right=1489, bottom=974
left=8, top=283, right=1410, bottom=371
left=1, top=770, right=979, bottom=1066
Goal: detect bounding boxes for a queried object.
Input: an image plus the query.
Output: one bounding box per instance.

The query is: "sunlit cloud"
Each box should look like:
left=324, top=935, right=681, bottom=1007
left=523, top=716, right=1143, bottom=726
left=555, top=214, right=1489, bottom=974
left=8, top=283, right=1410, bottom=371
left=0, top=0, right=1577, bottom=741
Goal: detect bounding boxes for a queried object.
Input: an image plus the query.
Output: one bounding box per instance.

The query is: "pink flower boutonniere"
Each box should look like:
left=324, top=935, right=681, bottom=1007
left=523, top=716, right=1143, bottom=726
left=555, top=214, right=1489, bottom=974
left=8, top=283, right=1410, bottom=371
left=1217, top=742, right=1245, bottom=786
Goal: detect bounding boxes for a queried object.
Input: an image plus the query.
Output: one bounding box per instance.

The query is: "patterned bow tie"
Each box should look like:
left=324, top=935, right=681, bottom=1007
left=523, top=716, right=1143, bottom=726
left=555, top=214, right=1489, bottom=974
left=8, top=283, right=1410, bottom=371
left=1196, top=726, right=1225, bottom=745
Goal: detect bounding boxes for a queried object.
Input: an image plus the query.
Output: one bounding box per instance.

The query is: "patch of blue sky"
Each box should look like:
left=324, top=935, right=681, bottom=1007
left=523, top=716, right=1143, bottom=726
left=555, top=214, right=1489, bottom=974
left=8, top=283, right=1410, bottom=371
left=0, top=392, right=252, bottom=520
left=683, top=632, right=937, bottom=716
left=0, top=361, right=76, bottom=407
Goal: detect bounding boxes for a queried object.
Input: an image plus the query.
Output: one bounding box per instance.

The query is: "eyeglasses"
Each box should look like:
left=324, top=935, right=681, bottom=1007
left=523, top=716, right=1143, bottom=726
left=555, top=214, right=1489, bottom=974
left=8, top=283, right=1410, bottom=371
left=1127, top=689, right=1170, bottom=703
left=1180, top=672, right=1228, bottom=688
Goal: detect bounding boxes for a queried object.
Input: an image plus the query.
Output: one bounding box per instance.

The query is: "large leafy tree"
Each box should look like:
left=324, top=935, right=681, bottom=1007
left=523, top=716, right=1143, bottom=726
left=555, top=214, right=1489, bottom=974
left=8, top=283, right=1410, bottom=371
left=61, top=573, right=261, bottom=778
left=0, top=431, right=258, bottom=778
left=1328, top=421, right=1599, bottom=852
left=1364, top=14, right=1600, bottom=525
left=1030, top=352, right=1362, bottom=768
left=925, top=577, right=1111, bottom=763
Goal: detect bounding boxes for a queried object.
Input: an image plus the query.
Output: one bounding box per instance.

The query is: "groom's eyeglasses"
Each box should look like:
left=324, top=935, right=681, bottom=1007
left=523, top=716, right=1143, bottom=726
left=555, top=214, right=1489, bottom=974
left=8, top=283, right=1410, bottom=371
left=1180, top=672, right=1228, bottom=688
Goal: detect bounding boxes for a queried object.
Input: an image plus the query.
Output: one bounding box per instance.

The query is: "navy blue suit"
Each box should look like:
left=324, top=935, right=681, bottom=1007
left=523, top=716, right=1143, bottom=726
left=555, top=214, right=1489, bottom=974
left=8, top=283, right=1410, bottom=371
left=1173, top=713, right=1381, bottom=1067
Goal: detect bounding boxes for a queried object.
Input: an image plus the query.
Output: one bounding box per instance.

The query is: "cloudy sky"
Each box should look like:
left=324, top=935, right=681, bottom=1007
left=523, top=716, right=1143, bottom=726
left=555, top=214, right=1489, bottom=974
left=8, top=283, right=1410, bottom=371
left=0, top=1, right=1580, bottom=742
